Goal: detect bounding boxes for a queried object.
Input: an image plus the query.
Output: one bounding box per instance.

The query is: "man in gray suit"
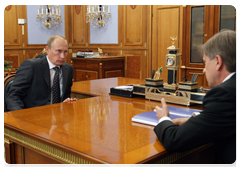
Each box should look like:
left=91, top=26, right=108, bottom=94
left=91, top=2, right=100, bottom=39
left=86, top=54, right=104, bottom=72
left=6, top=35, right=77, bottom=111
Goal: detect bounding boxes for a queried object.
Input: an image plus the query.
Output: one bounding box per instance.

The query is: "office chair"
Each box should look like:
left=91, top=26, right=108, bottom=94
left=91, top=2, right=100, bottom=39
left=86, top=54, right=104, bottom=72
left=4, top=74, right=15, bottom=112
left=35, top=48, right=47, bottom=59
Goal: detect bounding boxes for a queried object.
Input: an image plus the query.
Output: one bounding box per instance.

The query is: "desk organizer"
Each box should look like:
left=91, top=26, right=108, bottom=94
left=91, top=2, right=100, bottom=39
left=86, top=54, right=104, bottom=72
left=109, top=80, right=206, bottom=106
left=145, top=78, right=163, bottom=87
left=109, top=85, right=135, bottom=98
left=145, top=86, right=206, bottom=106
left=133, top=84, right=146, bottom=96
left=178, top=82, right=198, bottom=92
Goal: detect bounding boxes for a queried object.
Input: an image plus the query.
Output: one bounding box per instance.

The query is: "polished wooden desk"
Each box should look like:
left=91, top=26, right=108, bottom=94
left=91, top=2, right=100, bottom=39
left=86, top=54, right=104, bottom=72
left=4, top=77, right=215, bottom=164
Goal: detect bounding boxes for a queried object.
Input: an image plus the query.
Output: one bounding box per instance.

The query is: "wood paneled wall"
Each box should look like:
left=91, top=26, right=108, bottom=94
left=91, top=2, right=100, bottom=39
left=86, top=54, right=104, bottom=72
left=65, top=5, right=151, bottom=79
left=4, top=5, right=152, bottom=79
left=5, top=5, right=232, bottom=89
left=4, top=5, right=25, bottom=67
left=4, top=5, right=187, bottom=81
left=4, top=6, right=24, bottom=48
left=152, top=5, right=183, bottom=84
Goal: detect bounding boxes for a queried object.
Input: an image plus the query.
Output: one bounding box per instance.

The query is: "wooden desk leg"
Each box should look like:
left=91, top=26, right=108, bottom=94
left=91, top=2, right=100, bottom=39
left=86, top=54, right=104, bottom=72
left=4, top=138, right=15, bottom=164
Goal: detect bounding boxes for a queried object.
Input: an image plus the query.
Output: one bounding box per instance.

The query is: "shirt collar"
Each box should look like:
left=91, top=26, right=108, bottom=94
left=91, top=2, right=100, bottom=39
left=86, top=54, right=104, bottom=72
left=222, top=72, right=235, bottom=83
left=46, top=55, right=59, bottom=69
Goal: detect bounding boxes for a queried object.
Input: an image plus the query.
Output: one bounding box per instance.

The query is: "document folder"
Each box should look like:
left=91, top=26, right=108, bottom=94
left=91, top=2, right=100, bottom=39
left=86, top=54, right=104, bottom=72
left=132, top=106, right=202, bottom=126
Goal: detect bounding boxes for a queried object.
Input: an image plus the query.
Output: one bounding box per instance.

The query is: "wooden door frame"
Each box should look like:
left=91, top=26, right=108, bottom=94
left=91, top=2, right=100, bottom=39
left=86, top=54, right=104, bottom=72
left=151, top=5, right=183, bottom=83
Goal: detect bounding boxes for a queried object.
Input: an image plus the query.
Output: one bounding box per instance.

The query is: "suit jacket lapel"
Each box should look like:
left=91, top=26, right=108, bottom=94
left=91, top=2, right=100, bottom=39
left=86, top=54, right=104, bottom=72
left=40, top=57, right=51, bottom=89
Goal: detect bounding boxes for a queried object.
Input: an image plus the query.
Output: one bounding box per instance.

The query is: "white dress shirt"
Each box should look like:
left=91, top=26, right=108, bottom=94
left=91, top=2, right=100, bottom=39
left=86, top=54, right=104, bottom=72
left=46, top=56, right=63, bottom=104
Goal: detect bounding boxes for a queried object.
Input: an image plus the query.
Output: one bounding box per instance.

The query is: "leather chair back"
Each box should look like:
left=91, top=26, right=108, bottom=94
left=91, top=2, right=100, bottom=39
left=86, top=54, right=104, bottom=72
left=35, top=53, right=47, bottom=59
left=4, top=74, right=15, bottom=112
left=35, top=48, right=47, bottom=59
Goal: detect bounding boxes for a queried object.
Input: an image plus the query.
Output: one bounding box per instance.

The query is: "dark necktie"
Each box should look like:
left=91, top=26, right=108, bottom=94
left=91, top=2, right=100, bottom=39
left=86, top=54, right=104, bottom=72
left=52, top=67, right=60, bottom=104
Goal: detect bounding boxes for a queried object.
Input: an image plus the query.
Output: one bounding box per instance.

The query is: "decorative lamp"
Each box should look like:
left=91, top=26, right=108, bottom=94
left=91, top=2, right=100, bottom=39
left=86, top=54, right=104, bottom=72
left=36, top=5, right=62, bottom=29
left=86, top=5, right=111, bottom=27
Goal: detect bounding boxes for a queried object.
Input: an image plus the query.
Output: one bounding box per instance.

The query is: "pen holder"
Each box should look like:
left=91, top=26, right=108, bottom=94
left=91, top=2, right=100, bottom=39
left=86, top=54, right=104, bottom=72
left=178, top=81, right=198, bottom=92
left=145, top=78, right=163, bottom=87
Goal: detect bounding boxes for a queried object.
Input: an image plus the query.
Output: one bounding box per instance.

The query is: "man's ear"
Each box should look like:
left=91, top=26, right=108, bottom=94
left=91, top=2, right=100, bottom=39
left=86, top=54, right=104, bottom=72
left=215, top=55, right=223, bottom=71
left=45, top=46, right=50, bottom=54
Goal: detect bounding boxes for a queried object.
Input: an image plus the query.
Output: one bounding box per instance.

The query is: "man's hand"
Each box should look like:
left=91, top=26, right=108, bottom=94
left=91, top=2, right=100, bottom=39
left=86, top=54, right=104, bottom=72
left=172, top=118, right=189, bottom=126
left=63, top=98, right=77, bottom=102
left=155, top=98, right=169, bottom=120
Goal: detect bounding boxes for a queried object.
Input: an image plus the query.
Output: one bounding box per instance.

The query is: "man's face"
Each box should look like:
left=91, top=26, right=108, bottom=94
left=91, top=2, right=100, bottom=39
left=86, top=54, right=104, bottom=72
left=203, top=54, right=217, bottom=88
left=46, top=38, right=68, bottom=66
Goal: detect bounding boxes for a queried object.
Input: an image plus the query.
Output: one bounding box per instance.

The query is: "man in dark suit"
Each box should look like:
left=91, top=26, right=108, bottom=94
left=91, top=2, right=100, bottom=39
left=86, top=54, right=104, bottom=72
left=6, top=35, right=77, bottom=111
left=154, top=30, right=236, bottom=164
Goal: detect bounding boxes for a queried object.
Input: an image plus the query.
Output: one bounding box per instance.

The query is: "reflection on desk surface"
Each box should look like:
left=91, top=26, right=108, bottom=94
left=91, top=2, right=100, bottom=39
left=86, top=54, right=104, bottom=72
left=4, top=77, right=203, bottom=164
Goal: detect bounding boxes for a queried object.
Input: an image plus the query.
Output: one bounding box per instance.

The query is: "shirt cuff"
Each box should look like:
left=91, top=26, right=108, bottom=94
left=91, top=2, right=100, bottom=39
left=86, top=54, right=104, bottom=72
left=157, top=112, right=201, bottom=125
left=158, top=117, right=172, bottom=124
left=192, top=112, right=201, bottom=117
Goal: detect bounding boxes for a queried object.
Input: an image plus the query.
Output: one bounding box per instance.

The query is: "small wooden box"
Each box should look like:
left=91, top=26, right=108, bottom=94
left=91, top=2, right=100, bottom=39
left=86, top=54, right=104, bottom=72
left=145, top=78, right=163, bottom=87
left=178, top=81, right=198, bottom=92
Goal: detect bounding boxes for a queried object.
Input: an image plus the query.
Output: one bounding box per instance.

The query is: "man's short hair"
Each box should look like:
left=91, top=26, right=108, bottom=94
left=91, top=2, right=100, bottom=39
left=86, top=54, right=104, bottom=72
left=46, top=35, right=68, bottom=49
left=202, top=29, right=236, bottom=72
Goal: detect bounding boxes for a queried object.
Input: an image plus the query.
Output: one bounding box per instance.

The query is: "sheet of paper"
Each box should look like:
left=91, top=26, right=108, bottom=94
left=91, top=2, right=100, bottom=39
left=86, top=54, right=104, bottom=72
left=114, top=86, right=133, bottom=90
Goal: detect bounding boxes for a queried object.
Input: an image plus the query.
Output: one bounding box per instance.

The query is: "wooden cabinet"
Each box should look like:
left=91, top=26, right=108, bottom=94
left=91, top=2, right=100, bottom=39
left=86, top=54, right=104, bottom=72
left=181, top=5, right=236, bottom=87
left=214, top=5, right=236, bottom=33
left=71, top=57, right=125, bottom=81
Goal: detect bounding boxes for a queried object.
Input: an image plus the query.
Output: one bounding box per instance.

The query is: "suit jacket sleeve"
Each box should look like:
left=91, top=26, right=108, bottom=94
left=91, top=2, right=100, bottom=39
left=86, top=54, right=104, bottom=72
left=6, top=60, right=33, bottom=111
left=65, top=65, right=73, bottom=99
left=154, top=83, right=236, bottom=152
left=61, top=64, right=74, bottom=101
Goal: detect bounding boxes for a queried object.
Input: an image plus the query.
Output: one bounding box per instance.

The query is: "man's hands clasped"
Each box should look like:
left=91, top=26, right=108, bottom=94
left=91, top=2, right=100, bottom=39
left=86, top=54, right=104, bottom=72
left=63, top=97, right=77, bottom=102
